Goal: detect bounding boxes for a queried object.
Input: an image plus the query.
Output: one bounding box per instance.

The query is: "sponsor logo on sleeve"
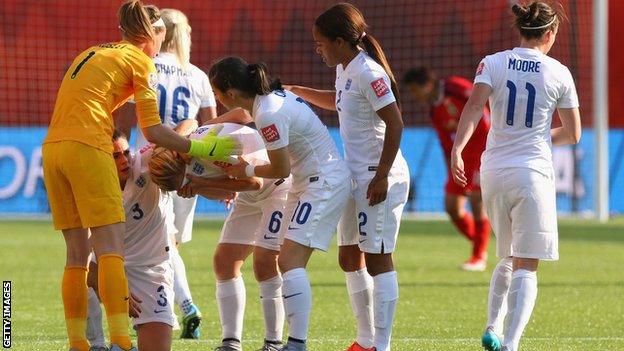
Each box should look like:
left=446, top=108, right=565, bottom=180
left=139, top=144, right=153, bottom=155
left=261, top=124, right=280, bottom=142
left=370, top=78, right=390, bottom=98
left=476, top=62, right=485, bottom=76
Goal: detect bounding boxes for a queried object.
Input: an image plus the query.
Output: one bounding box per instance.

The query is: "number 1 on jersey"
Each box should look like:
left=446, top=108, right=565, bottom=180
left=70, top=51, right=96, bottom=79
left=506, top=80, right=536, bottom=128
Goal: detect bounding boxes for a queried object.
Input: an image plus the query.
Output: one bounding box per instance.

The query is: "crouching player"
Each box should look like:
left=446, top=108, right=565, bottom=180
left=148, top=123, right=291, bottom=351
left=86, top=130, right=178, bottom=351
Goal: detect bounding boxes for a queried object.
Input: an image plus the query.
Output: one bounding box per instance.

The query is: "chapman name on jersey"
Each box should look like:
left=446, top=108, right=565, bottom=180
left=474, top=47, right=579, bottom=174
left=136, top=52, right=217, bottom=149
left=187, top=123, right=290, bottom=204
left=123, top=149, right=175, bottom=267
left=335, top=51, right=408, bottom=179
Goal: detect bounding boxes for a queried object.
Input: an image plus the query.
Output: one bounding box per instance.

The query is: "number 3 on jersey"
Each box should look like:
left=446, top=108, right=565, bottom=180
left=506, top=80, right=536, bottom=128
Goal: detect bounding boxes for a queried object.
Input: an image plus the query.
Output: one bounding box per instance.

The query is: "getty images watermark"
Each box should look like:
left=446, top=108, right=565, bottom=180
left=3, top=281, right=10, bottom=348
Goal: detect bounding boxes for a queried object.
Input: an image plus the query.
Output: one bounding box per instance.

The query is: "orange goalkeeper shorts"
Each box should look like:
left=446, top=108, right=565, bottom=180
left=42, top=140, right=125, bottom=230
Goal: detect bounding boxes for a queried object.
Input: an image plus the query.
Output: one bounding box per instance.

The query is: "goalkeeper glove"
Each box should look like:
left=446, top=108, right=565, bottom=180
left=187, top=127, right=241, bottom=161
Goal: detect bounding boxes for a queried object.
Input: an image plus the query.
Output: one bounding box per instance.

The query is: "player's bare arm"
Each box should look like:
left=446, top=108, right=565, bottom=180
left=551, top=107, right=581, bottom=145
left=451, top=83, right=492, bottom=187
left=285, top=85, right=337, bottom=111
left=367, top=102, right=403, bottom=206
left=227, top=148, right=291, bottom=179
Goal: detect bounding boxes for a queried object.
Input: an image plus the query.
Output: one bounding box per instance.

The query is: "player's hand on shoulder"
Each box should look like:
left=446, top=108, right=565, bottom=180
left=367, top=174, right=389, bottom=206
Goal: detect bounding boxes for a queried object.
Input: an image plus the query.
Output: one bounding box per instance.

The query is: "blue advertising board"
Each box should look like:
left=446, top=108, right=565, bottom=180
left=1, top=127, right=623, bottom=215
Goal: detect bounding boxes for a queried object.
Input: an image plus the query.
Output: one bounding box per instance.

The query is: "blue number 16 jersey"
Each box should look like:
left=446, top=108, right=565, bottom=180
left=136, top=52, right=216, bottom=149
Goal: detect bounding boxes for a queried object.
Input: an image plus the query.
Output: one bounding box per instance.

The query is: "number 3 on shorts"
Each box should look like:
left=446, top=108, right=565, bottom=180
left=156, top=285, right=167, bottom=307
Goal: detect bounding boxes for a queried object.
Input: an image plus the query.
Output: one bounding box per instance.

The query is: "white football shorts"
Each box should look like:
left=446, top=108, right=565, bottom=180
left=281, top=176, right=351, bottom=251
left=125, top=260, right=176, bottom=327
left=481, top=167, right=558, bottom=260
left=219, top=179, right=290, bottom=251
left=338, top=169, right=410, bottom=254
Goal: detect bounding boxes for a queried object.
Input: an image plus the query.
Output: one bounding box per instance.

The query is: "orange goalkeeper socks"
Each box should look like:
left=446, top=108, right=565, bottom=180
left=62, top=266, right=90, bottom=351
left=98, top=254, right=132, bottom=350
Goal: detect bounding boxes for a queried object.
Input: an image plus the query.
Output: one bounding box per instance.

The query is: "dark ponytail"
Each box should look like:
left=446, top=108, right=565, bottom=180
left=360, top=34, right=400, bottom=107
left=512, top=1, right=563, bottom=40
left=315, top=3, right=400, bottom=107
left=209, top=57, right=282, bottom=98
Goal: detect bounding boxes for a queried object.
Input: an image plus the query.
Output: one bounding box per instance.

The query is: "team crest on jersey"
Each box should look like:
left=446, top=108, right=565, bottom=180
left=135, top=175, right=146, bottom=188
left=192, top=162, right=205, bottom=175
left=476, top=62, right=485, bottom=76
left=370, top=78, right=390, bottom=97
left=148, top=72, right=158, bottom=90
left=261, top=124, right=280, bottom=142
left=345, top=78, right=352, bottom=90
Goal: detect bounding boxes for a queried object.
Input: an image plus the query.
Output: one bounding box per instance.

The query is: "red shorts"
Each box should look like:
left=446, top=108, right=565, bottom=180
left=445, top=159, right=481, bottom=196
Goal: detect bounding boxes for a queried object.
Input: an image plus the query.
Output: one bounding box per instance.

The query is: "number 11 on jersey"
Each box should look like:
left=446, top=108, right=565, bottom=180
left=506, top=80, right=536, bottom=128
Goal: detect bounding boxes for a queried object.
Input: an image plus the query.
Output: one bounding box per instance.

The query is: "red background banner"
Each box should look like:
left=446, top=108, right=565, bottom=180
left=0, top=1, right=620, bottom=127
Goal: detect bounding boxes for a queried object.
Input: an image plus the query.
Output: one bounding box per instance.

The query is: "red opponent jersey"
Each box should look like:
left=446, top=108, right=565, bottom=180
left=430, top=76, right=490, bottom=163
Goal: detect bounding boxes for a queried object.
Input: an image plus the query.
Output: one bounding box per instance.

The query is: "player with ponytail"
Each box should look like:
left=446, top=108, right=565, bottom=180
left=451, top=2, right=579, bottom=350
left=42, top=1, right=238, bottom=350
left=287, top=3, right=409, bottom=351
left=209, top=56, right=351, bottom=351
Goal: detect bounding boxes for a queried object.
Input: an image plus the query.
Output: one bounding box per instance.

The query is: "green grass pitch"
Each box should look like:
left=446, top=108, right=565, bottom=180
left=1, top=219, right=623, bottom=350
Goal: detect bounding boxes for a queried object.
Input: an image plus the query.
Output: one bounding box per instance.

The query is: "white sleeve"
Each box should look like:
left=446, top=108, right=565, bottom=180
left=256, top=111, right=289, bottom=150
left=199, top=73, right=216, bottom=108
left=136, top=145, right=153, bottom=175
left=557, top=66, right=579, bottom=108
left=359, top=68, right=396, bottom=111
left=473, top=56, right=493, bottom=87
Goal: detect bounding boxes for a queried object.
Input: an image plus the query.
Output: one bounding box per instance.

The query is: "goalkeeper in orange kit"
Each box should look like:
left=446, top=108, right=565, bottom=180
left=41, top=1, right=239, bottom=350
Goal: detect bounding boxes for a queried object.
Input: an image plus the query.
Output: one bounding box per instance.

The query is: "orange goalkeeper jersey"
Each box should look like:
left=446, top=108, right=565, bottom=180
left=44, top=40, right=162, bottom=153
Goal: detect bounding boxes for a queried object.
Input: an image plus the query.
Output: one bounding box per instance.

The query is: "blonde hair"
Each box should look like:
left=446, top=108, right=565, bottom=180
left=118, top=0, right=163, bottom=44
left=148, top=147, right=186, bottom=191
left=160, top=9, right=192, bottom=68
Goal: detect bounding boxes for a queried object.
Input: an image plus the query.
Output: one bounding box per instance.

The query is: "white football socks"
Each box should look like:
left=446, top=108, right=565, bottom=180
left=486, top=258, right=513, bottom=334
left=259, top=275, right=285, bottom=342
left=372, top=271, right=399, bottom=351
left=345, top=268, right=374, bottom=348
left=170, top=245, right=195, bottom=315
left=85, top=287, right=106, bottom=348
left=216, top=276, right=246, bottom=343
left=503, top=269, right=538, bottom=351
left=282, top=268, right=312, bottom=342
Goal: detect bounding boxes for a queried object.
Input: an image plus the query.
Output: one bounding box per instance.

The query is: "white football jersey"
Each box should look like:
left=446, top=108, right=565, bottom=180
left=252, top=90, right=345, bottom=191
left=186, top=123, right=290, bottom=203
left=136, top=52, right=216, bottom=148
left=335, top=51, right=408, bottom=179
left=474, top=47, right=579, bottom=174
left=123, top=148, right=175, bottom=267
